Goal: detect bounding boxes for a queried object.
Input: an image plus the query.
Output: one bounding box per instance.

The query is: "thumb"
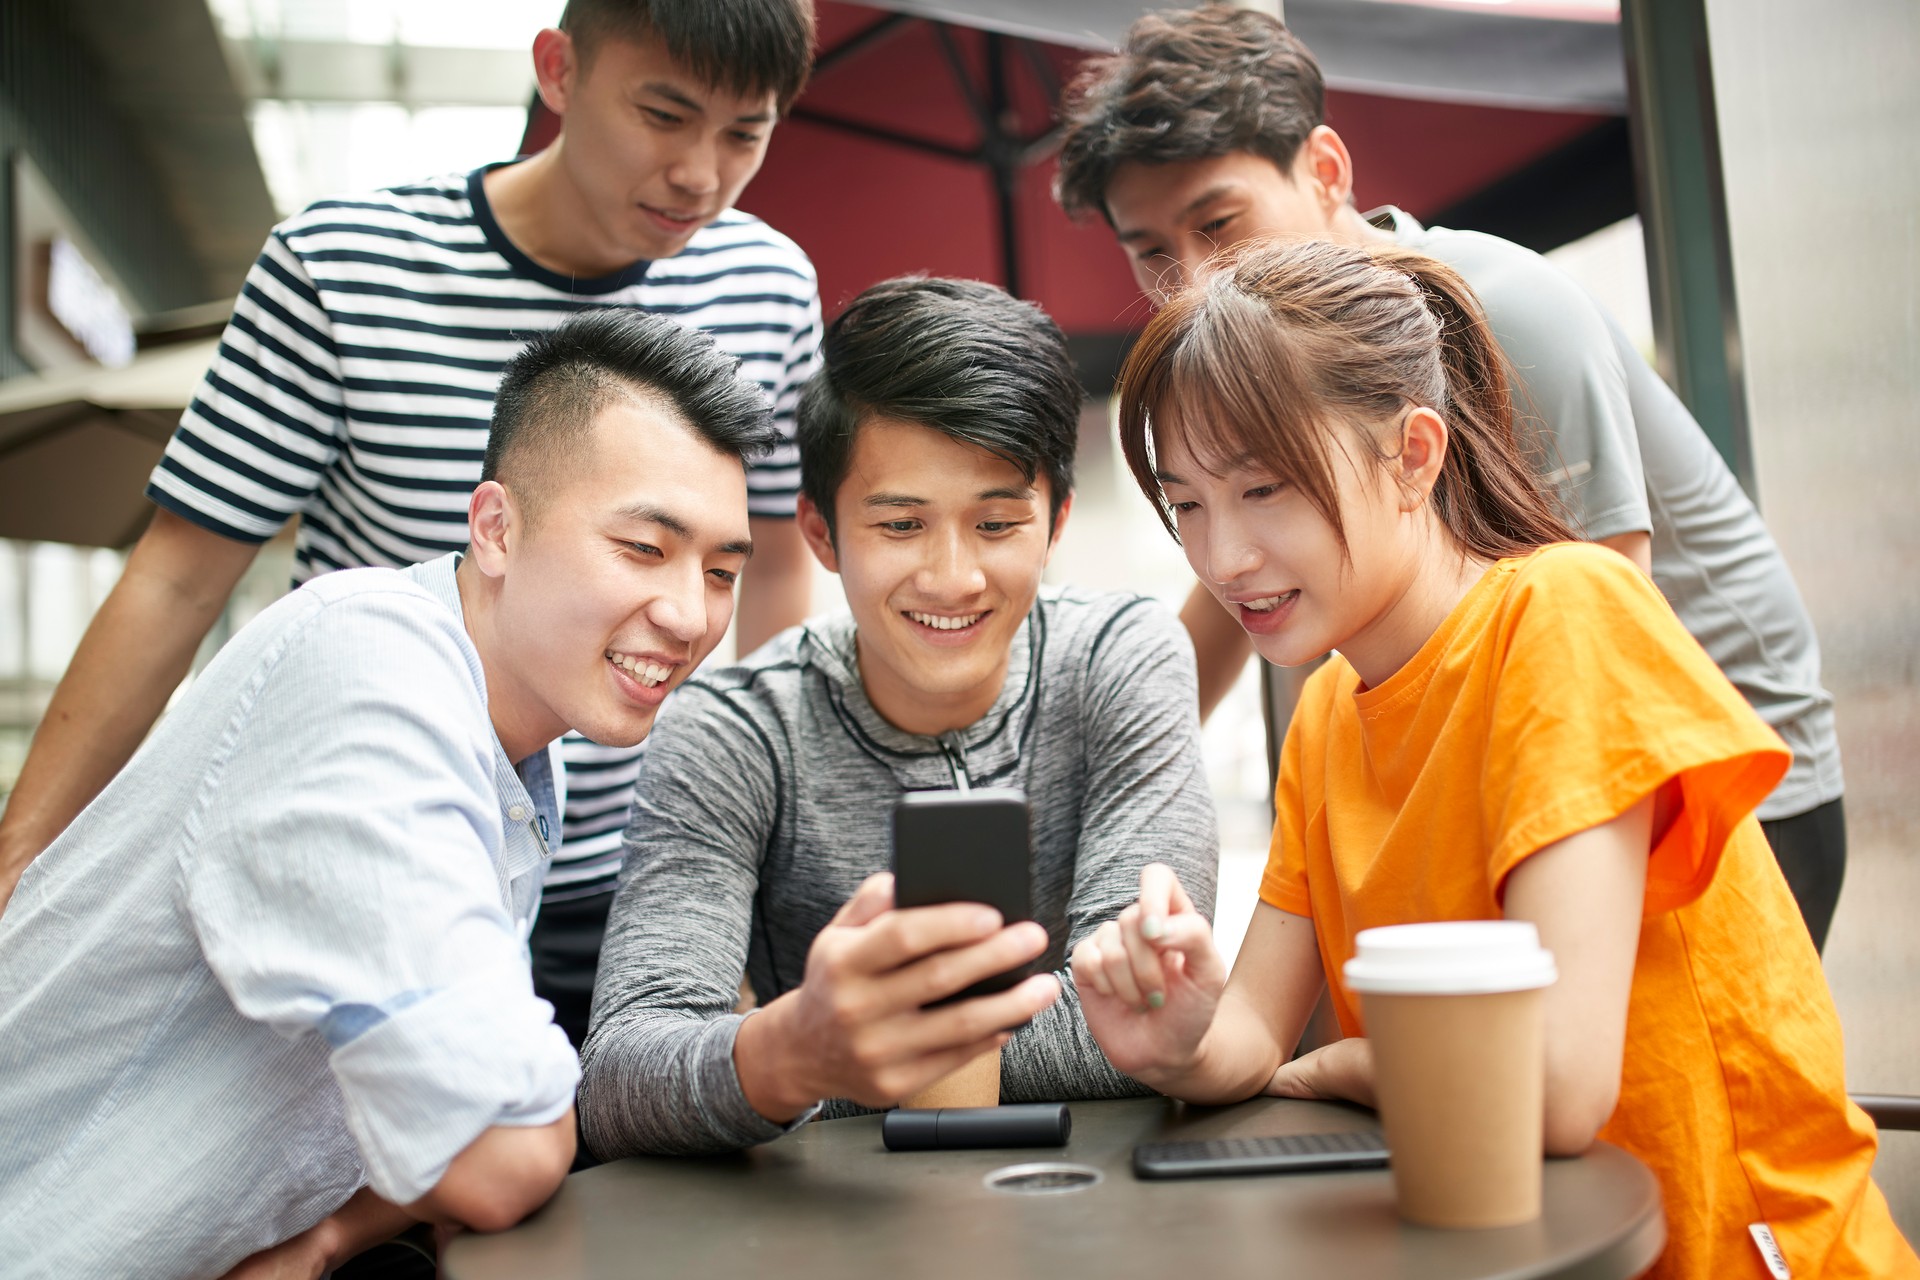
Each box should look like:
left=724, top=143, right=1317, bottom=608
left=831, top=872, right=895, bottom=929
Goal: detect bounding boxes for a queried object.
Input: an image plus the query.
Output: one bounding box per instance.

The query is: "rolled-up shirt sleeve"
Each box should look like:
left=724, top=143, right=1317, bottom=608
left=181, top=586, right=578, bottom=1204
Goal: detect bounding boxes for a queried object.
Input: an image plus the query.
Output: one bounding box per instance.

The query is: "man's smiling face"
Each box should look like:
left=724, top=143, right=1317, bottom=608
left=799, top=417, right=1068, bottom=737
left=489, top=393, right=754, bottom=754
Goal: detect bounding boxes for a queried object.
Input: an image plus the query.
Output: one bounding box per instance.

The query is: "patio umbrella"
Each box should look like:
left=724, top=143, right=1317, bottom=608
left=520, top=1, right=1629, bottom=376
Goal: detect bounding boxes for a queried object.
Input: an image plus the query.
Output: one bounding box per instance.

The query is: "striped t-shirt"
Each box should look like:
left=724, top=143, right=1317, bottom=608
left=146, top=164, right=822, bottom=899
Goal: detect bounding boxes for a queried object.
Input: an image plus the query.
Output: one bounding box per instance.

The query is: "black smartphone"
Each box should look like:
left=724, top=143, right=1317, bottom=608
left=1132, top=1130, right=1391, bottom=1180
left=891, top=787, right=1035, bottom=1003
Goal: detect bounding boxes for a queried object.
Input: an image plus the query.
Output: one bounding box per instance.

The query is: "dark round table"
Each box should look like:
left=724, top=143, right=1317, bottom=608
left=444, top=1095, right=1665, bottom=1280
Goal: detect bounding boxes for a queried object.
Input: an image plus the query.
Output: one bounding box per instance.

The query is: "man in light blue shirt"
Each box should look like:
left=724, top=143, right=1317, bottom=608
left=0, top=309, right=778, bottom=1279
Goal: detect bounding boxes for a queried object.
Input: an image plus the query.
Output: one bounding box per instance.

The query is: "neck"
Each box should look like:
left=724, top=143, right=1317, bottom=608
left=1340, top=524, right=1491, bottom=690
left=454, top=557, right=568, bottom=764
left=484, top=143, right=637, bottom=279
left=854, top=639, right=1007, bottom=739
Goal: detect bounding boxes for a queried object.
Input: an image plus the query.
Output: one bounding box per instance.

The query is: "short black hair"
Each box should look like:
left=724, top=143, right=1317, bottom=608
left=485, top=308, right=779, bottom=516
left=559, top=0, right=817, bottom=113
left=1055, top=5, right=1325, bottom=223
left=797, top=277, right=1081, bottom=539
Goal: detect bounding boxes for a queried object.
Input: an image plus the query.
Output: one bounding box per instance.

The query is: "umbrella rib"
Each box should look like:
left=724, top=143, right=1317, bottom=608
left=813, top=12, right=914, bottom=77
left=787, top=108, right=981, bottom=164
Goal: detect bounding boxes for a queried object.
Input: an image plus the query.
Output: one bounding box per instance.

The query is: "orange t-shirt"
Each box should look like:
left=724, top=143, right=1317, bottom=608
left=1260, top=543, right=1915, bottom=1280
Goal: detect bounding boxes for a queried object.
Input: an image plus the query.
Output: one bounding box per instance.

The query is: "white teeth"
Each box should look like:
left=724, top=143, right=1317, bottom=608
left=607, top=652, right=673, bottom=687
left=1242, top=591, right=1298, bottom=613
left=907, top=611, right=982, bottom=631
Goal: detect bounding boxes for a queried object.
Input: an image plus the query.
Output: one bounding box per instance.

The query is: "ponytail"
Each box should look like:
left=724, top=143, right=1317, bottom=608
left=1381, top=247, right=1576, bottom=558
left=1115, top=237, right=1575, bottom=561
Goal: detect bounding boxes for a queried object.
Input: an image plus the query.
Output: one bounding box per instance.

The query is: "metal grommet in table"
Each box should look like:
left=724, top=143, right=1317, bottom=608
left=984, top=1163, right=1104, bottom=1195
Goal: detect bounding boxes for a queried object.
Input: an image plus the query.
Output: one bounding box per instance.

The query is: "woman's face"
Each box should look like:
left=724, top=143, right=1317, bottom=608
left=1153, top=414, right=1440, bottom=683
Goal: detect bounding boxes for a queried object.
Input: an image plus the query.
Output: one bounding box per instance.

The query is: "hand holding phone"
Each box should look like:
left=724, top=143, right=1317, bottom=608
left=892, top=788, right=1038, bottom=1003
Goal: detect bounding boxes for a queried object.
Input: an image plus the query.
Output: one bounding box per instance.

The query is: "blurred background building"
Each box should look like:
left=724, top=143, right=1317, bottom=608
left=0, top=0, right=1913, bottom=1234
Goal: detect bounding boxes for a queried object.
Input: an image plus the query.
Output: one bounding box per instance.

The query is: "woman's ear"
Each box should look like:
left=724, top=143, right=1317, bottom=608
left=1395, top=406, right=1449, bottom=511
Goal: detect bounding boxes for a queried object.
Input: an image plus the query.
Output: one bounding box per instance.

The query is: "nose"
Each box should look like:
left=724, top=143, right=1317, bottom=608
left=1198, top=512, right=1262, bottom=589
left=644, top=562, right=708, bottom=649
left=915, top=526, right=988, bottom=601
left=666, top=133, right=720, bottom=200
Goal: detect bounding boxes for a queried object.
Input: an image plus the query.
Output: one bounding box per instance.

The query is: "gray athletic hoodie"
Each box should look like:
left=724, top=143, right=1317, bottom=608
left=579, top=586, right=1220, bottom=1157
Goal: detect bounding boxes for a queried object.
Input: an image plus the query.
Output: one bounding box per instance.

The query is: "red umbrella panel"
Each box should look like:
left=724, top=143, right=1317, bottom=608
left=521, top=2, right=1616, bottom=362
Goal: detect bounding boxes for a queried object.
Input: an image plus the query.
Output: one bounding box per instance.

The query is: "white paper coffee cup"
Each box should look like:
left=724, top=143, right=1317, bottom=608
left=1345, top=921, right=1557, bottom=1228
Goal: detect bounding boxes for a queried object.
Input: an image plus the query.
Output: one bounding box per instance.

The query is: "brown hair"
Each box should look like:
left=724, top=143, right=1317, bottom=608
left=1055, top=5, right=1324, bottom=224
left=1116, top=238, right=1575, bottom=560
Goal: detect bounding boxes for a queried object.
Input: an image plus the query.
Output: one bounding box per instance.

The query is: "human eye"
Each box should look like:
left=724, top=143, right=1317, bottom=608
left=730, top=128, right=763, bottom=144
left=880, top=518, right=920, bottom=534
left=1168, top=499, right=1201, bottom=514
left=1134, top=245, right=1166, bottom=264
left=628, top=541, right=663, bottom=558
left=1198, top=213, right=1237, bottom=238
left=708, top=567, right=738, bottom=586
left=641, top=105, right=684, bottom=127
left=1244, top=481, right=1288, bottom=500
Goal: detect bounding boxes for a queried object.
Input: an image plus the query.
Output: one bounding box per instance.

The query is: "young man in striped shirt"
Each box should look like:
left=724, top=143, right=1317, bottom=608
left=0, top=0, right=822, bottom=1042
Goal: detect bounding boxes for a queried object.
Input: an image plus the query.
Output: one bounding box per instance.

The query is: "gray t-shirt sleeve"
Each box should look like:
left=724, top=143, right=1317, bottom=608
left=577, top=690, right=807, bottom=1158
left=1000, top=600, right=1221, bottom=1104
left=1434, top=231, right=1652, bottom=542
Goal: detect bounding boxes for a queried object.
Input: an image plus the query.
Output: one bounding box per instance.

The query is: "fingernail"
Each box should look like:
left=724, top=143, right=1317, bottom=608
left=1141, top=915, right=1165, bottom=940
left=975, top=908, right=1002, bottom=931
left=1147, top=990, right=1165, bottom=1009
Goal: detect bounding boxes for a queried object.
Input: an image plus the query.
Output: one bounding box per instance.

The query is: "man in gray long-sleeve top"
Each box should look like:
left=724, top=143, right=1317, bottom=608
left=580, top=278, right=1220, bottom=1157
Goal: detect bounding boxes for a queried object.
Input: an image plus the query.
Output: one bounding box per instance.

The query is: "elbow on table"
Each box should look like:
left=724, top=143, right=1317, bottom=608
left=1541, top=1082, right=1619, bottom=1158
left=420, top=1111, right=576, bottom=1234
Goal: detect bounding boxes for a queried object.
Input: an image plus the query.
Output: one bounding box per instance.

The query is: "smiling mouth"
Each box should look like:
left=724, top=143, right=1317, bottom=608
left=1238, top=591, right=1299, bottom=613
left=607, top=651, right=675, bottom=687
left=905, top=609, right=986, bottom=632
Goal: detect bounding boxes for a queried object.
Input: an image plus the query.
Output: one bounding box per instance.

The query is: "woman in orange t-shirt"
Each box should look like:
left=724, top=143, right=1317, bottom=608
left=1072, top=238, right=1916, bottom=1279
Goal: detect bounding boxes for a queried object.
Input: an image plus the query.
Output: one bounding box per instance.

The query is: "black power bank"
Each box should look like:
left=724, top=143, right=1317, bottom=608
left=883, top=1104, right=1072, bottom=1151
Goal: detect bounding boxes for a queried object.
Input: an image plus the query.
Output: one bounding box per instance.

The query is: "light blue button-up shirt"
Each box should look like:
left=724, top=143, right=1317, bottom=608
left=0, top=554, right=579, bottom=1279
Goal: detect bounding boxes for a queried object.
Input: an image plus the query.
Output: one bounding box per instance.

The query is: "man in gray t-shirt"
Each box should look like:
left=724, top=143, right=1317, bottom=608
left=1051, top=5, right=1845, bottom=949
left=579, top=279, right=1219, bottom=1158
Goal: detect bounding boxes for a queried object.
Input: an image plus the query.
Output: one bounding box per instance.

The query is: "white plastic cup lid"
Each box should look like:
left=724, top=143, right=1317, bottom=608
left=1343, top=920, right=1557, bottom=995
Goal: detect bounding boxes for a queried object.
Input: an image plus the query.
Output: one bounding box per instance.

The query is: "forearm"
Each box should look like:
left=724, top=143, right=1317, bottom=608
left=1179, top=582, right=1254, bottom=722
left=580, top=1005, right=797, bottom=1157
left=1146, top=990, right=1290, bottom=1105
left=310, top=1187, right=423, bottom=1270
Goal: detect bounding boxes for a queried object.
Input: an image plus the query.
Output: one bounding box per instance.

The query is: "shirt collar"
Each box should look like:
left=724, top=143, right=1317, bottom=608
left=797, top=606, right=1042, bottom=791
left=1366, top=204, right=1426, bottom=244
left=403, top=554, right=555, bottom=885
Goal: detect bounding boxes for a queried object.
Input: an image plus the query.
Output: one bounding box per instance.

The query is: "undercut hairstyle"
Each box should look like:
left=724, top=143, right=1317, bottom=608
left=559, top=0, right=817, bottom=113
left=1116, top=238, right=1575, bottom=560
left=797, top=277, right=1081, bottom=539
left=484, top=308, right=780, bottom=518
left=1055, top=4, right=1325, bottom=224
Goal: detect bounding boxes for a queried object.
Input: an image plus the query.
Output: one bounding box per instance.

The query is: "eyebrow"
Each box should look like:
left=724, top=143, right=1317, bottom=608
left=614, top=502, right=754, bottom=558
left=863, top=492, right=926, bottom=509
left=863, top=486, right=1037, bottom=508
left=641, top=80, right=773, bottom=124
left=1116, top=183, right=1239, bottom=244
